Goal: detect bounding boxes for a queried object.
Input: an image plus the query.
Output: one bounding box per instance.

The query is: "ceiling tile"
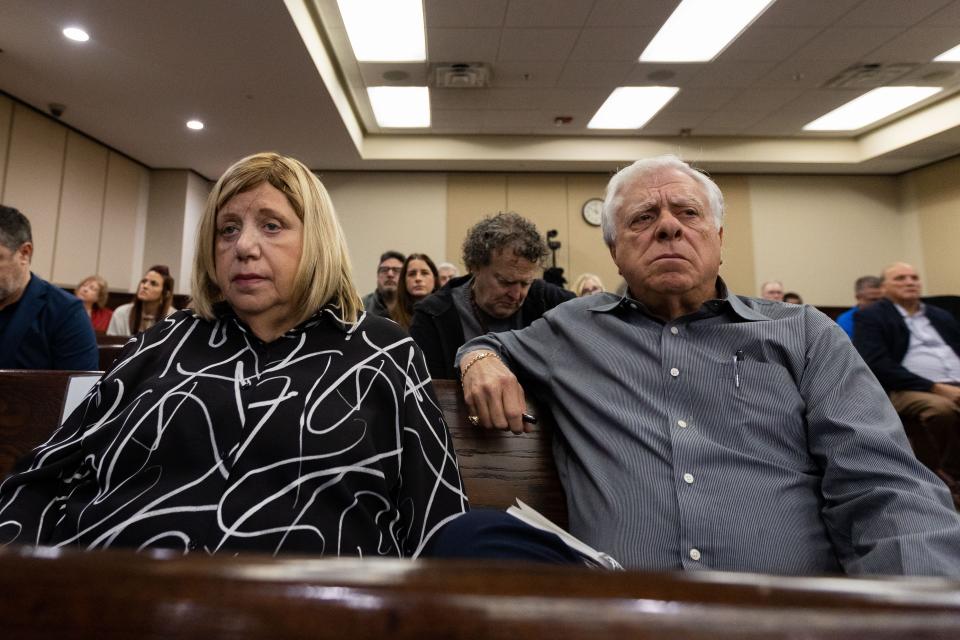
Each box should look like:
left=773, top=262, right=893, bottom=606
left=834, top=0, right=951, bottom=27
left=432, top=89, right=491, bottom=110
left=669, top=86, right=739, bottom=110
left=699, top=110, right=769, bottom=130
left=568, top=28, right=655, bottom=61
left=497, top=28, right=580, bottom=61
left=504, top=0, right=595, bottom=27
left=431, top=109, right=486, bottom=131
left=687, top=61, right=777, bottom=88
left=556, top=60, right=634, bottom=87
left=770, top=88, right=862, bottom=117
left=484, top=87, right=546, bottom=109
left=358, top=63, right=428, bottom=87
left=718, top=27, right=820, bottom=62
left=722, top=88, right=805, bottom=112
left=585, top=0, right=677, bottom=27
left=642, top=109, right=713, bottom=135
left=791, top=27, right=905, bottom=61
left=427, top=28, right=502, bottom=62
left=921, top=1, right=960, bottom=25
left=754, top=59, right=855, bottom=88
left=532, top=86, right=610, bottom=111
left=623, top=63, right=705, bottom=86
left=482, top=109, right=549, bottom=129
left=424, top=0, right=508, bottom=28
left=490, top=61, right=565, bottom=86
left=866, top=27, right=960, bottom=63
left=754, top=0, right=861, bottom=27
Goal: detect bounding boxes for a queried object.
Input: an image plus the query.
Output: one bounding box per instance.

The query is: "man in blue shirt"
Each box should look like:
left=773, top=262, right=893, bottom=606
left=0, top=205, right=97, bottom=370
left=455, top=156, right=960, bottom=575
left=835, top=275, right=882, bottom=339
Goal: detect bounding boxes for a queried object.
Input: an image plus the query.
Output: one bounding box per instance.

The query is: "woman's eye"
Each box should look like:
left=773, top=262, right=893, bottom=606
left=264, top=221, right=282, bottom=232
left=219, top=224, right=239, bottom=236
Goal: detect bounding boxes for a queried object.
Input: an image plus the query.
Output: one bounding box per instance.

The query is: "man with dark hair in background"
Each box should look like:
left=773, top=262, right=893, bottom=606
left=836, top=275, right=883, bottom=339
left=410, top=212, right=573, bottom=380
left=362, top=250, right=404, bottom=318
left=0, top=205, right=97, bottom=370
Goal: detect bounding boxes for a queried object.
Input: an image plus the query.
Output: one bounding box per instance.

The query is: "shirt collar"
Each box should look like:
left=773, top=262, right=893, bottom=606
left=214, top=301, right=354, bottom=336
left=894, top=301, right=925, bottom=319
left=589, top=276, right=769, bottom=322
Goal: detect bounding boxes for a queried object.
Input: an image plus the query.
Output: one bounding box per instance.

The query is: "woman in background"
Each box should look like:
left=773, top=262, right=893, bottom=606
left=573, top=273, right=604, bottom=297
left=391, top=253, right=439, bottom=331
left=106, top=265, right=175, bottom=336
left=75, top=275, right=112, bottom=332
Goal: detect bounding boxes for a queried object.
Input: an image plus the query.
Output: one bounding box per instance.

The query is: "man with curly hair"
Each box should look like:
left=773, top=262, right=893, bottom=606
left=410, top=212, right=573, bottom=379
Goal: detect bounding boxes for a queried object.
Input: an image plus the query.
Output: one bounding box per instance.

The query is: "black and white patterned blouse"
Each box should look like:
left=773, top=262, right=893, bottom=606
left=0, top=304, right=467, bottom=557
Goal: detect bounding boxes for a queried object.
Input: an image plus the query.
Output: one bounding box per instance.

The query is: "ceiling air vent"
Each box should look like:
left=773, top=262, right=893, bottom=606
left=823, top=63, right=918, bottom=89
left=433, top=63, right=491, bottom=89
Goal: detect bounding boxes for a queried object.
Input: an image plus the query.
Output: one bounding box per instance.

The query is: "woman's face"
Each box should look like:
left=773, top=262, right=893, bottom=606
left=137, top=271, right=164, bottom=303
left=214, top=182, right=303, bottom=329
left=76, top=279, right=101, bottom=304
left=405, top=259, right=435, bottom=300
left=580, top=278, right=603, bottom=296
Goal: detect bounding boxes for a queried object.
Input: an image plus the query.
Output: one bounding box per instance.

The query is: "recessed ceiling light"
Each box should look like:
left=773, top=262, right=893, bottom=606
left=587, top=87, right=679, bottom=129
left=934, top=43, right=960, bottom=62
left=367, top=87, right=430, bottom=128
left=62, top=26, right=90, bottom=42
left=640, top=0, right=775, bottom=63
left=186, top=120, right=204, bottom=130
left=802, top=86, right=943, bottom=131
left=336, top=0, right=425, bottom=62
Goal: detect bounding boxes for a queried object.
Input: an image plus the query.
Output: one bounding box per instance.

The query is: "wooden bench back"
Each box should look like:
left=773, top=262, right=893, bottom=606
left=0, top=372, right=568, bottom=527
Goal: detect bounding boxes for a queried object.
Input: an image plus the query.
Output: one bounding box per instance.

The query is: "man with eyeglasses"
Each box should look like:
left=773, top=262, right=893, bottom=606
left=410, top=212, right=573, bottom=380
left=362, top=250, right=404, bottom=318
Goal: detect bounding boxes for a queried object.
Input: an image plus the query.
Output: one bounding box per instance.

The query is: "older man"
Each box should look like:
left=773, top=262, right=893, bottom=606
left=0, top=205, right=97, bottom=370
left=759, top=280, right=784, bottom=301
left=456, top=156, right=960, bottom=576
left=854, top=263, right=960, bottom=481
left=836, top=275, right=883, bottom=338
left=410, top=212, right=573, bottom=379
left=362, top=250, right=404, bottom=318
left=436, top=262, right=460, bottom=287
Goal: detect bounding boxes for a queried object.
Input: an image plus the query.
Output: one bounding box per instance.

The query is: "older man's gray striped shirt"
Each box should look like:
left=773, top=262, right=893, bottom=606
left=457, top=282, right=960, bottom=575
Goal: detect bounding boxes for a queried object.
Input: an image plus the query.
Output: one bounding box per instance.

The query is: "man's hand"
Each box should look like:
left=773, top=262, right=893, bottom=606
left=460, top=350, right=531, bottom=434
left=931, top=383, right=960, bottom=406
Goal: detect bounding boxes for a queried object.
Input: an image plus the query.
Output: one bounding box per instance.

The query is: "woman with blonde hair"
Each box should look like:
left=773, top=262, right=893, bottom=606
left=573, top=273, right=604, bottom=297
left=75, top=274, right=113, bottom=332
left=0, top=152, right=466, bottom=558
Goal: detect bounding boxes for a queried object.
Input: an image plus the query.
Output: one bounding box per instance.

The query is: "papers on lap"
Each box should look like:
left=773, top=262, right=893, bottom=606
left=506, top=499, right=623, bottom=570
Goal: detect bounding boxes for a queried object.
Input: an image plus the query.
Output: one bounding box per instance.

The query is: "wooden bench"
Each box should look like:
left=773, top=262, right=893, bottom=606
left=0, top=372, right=567, bottom=526
left=2, top=546, right=960, bottom=639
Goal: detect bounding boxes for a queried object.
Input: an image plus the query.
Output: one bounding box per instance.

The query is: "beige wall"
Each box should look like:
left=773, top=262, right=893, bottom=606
left=901, top=155, right=960, bottom=296
left=323, top=172, right=447, bottom=295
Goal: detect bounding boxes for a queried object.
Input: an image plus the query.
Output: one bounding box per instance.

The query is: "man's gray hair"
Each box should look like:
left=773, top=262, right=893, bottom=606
left=601, top=155, right=724, bottom=246
left=462, top=211, right=548, bottom=272
left=854, top=275, right=882, bottom=293
left=0, top=205, right=32, bottom=252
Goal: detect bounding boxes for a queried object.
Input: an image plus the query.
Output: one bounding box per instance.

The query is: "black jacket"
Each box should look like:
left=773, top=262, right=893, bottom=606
left=409, top=274, right=574, bottom=380
left=853, top=298, right=960, bottom=392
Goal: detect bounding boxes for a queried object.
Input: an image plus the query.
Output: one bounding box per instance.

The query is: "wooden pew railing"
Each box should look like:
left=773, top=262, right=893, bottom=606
left=2, top=547, right=960, bottom=639
left=0, top=372, right=567, bottom=527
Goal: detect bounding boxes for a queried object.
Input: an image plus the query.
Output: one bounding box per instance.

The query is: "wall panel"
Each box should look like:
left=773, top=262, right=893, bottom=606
left=902, top=155, right=960, bottom=295
left=714, top=175, right=756, bottom=297
left=565, top=174, right=619, bottom=294
left=0, top=95, right=13, bottom=197
left=3, top=104, right=67, bottom=278
left=100, top=152, right=150, bottom=292
left=52, top=131, right=108, bottom=284
left=445, top=174, right=507, bottom=274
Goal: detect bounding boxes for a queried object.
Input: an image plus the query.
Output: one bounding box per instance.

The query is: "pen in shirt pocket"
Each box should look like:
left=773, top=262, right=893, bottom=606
left=733, top=350, right=744, bottom=388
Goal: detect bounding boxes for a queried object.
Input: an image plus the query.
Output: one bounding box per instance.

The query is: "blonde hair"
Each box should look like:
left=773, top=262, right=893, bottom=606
left=77, top=275, right=109, bottom=308
left=573, top=273, right=605, bottom=297
left=191, top=152, right=363, bottom=325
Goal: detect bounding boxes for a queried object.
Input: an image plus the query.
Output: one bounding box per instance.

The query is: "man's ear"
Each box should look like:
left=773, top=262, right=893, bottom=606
left=17, top=241, right=33, bottom=264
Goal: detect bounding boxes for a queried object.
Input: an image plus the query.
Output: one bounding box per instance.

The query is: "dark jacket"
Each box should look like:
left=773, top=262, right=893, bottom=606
left=853, top=297, right=960, bottom=392
left=0, top=273, right=98, bottom=370
left=409, top=274, right=574, bottom=380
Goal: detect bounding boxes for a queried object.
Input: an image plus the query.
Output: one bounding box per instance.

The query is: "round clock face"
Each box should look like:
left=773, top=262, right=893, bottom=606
left=582, top=197, right=604, bottom=227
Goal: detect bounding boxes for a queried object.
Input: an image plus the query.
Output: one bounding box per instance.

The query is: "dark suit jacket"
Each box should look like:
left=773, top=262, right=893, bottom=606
left=853, top=298, right=960, bottom=392
left=409, top=274, right=574, bottom=380
left=0, top=273, right=98, bottom=370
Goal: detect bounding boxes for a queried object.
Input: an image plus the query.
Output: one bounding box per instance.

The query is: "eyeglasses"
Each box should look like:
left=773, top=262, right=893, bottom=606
left=378, top=266, right=402, bottom=274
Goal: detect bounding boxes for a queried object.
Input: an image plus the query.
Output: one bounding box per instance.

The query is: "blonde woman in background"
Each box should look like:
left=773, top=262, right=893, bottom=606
left=573, top=273, right=605, bottom=297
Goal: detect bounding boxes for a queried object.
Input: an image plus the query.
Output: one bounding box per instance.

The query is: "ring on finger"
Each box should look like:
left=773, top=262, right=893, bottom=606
left=467, top=415, right=479, bottom=426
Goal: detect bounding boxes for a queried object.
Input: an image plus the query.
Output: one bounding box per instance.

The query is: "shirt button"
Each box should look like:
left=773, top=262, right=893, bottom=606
left=670, top=367, right=679, bottom=377
left=670, top=326, right=679, bottom=335
left=677, top=419, right=688, bottom=428
left=683, top=473, right=694, bottom=484
left=689, top=548, right=701, bottom=561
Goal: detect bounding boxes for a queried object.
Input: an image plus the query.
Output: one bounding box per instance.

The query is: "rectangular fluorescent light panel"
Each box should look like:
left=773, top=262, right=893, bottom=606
left=934, top=43, right=960, bottom=62
left=336, top=0, right=425, bottom=61
left=640, top=0, right=776, bottom=63
left=587, top=87, right=679, bottom=129
left=802, top=86, right=943, bottom=131
left=368, top=86, right=430, bottom=128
